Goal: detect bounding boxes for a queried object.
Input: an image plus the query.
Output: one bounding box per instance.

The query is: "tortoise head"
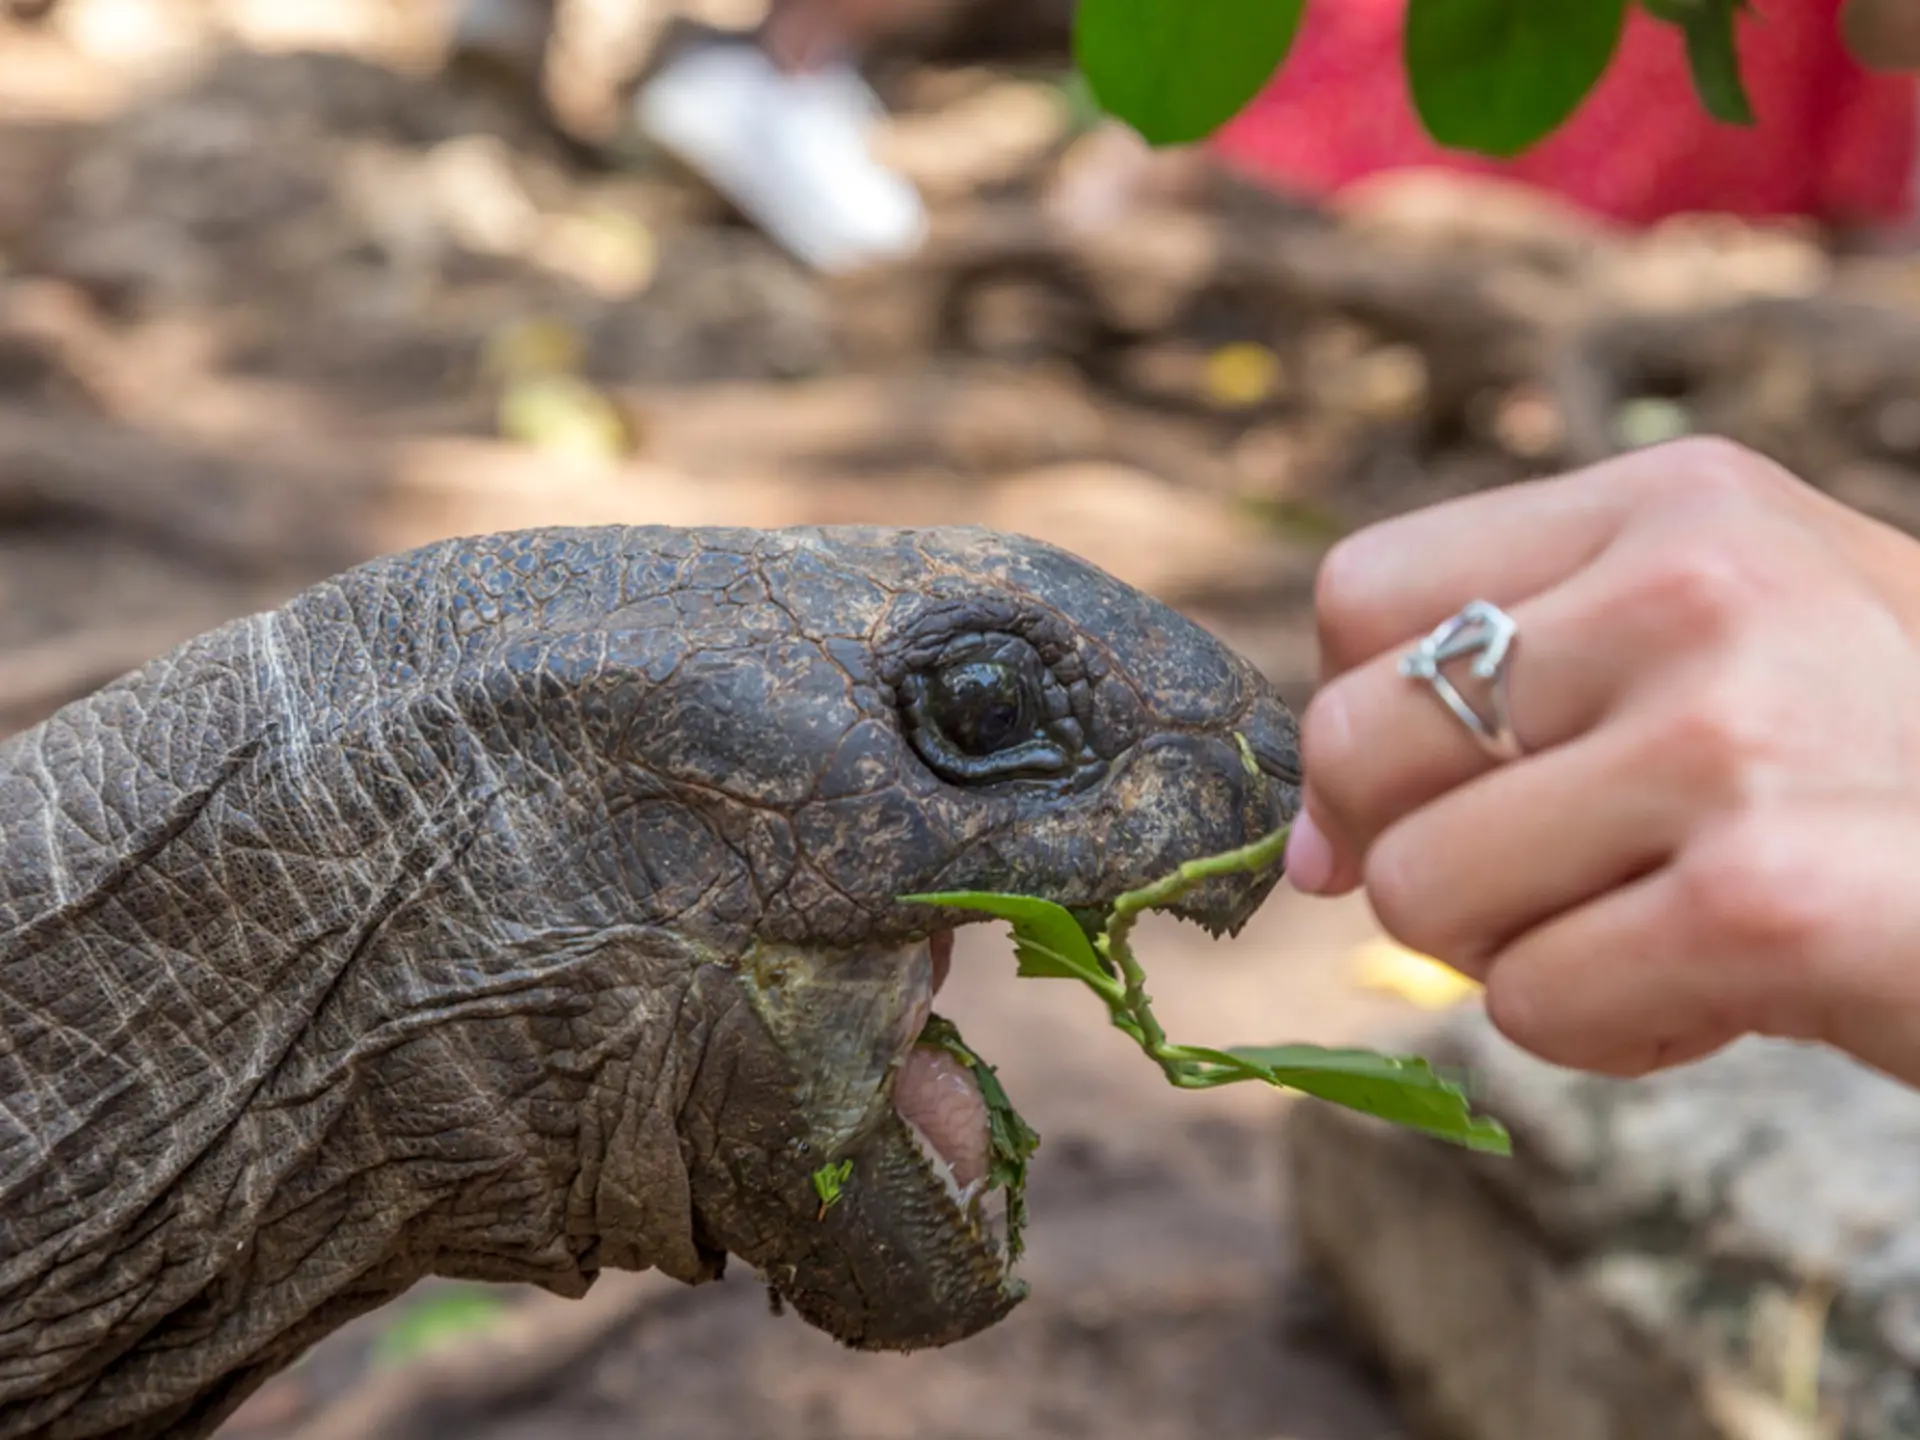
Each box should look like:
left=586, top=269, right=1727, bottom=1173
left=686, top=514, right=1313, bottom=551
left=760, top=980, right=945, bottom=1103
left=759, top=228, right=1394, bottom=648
left=533, top=525, right=1301, bottom=1347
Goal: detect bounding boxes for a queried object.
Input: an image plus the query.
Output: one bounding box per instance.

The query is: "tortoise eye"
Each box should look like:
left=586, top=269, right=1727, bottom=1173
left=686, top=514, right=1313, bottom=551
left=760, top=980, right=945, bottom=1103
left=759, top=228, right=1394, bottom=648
left=926, top=660, right=1033, bottom=756
left=901, top=648, right=1067, bottom=785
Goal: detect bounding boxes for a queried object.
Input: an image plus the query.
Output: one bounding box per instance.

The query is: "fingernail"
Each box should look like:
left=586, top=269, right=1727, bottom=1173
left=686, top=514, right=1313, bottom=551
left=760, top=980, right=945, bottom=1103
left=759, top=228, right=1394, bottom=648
left=1285, top=811, right=1335, bottom=894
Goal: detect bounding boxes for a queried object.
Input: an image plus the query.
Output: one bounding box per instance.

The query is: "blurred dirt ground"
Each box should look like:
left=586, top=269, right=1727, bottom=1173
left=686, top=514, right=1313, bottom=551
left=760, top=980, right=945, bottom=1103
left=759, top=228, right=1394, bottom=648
left=9, top=2, right=1920, bottom=1436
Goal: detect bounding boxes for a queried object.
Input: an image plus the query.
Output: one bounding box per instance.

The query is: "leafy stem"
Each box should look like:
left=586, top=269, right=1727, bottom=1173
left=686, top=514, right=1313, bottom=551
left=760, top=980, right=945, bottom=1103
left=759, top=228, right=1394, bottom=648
left=1095, top=824, right=1294, bottom=1088
left=1075, top=0, right=1760, bottom=159
left=904, top=823, right=1511, bottom=1155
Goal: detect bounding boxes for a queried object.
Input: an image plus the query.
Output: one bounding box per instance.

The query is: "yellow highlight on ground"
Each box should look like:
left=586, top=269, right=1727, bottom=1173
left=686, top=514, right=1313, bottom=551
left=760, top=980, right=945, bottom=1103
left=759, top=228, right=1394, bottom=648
left=1350, top=937, right=1482, bottom=1011
left=1204, top=342, right=1283, bottom=408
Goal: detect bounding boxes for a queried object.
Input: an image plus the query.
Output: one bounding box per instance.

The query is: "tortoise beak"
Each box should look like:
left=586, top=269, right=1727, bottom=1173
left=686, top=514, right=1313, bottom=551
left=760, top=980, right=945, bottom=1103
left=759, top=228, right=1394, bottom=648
left=1166, top=695, right=1302, bottom=938
left=767, top=1108, right=1026, bottom=1351
left=1240, top=695, right=1303, bottom=789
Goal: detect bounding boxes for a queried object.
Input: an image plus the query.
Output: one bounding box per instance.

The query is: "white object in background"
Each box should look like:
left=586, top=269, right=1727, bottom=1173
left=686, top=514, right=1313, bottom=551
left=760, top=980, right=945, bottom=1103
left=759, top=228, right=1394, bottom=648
left=633, top=40, right=928, bottom=274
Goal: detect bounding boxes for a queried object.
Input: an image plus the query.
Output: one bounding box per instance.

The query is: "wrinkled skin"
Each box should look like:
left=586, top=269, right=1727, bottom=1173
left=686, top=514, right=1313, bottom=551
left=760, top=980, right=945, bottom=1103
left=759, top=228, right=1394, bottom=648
left=0, top=525, right=1299, bottom=1440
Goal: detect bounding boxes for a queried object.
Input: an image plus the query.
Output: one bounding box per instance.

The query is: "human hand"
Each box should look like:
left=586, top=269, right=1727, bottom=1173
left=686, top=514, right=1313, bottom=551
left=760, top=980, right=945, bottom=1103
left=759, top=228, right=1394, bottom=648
left=1288, top=438, right=1920, bottom=1086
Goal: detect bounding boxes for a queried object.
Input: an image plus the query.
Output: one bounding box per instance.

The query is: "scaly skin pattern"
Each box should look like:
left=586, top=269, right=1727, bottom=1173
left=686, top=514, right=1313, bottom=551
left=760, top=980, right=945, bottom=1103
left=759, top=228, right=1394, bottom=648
left=0, top=525, right=1299, bottom=1440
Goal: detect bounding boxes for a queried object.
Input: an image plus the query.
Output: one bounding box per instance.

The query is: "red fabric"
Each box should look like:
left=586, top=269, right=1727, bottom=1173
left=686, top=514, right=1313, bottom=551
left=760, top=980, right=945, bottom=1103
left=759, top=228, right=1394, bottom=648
left=1206, top=0, right=1918, bottom=228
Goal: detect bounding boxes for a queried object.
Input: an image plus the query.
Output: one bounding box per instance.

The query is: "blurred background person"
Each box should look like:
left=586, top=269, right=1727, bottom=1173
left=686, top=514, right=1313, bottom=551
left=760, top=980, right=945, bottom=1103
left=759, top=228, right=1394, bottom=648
left=1052, top=0, right=1920, bottom=251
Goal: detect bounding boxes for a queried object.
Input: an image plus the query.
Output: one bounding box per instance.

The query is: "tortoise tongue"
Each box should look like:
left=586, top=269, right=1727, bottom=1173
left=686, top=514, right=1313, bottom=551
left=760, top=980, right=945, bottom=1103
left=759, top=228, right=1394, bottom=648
left=897, top=931, right=985, bottom=1189
left=894, top=1044, right=990, bottom=1192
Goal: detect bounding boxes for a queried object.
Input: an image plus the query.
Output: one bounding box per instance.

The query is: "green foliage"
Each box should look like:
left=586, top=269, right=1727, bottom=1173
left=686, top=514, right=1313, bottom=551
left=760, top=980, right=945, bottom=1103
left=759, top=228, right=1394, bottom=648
left=1404, top=0, right=1628, bottom=157
left=812, top=1159, right=854, bottom=1216
left=919, top=1016, right=1044, bottom=1261
left=1074, top=0, right=1308, bottom=145
left=1673, top=0, right=1756, bottom=124
left=1073, top=0, right=1760, bottom=157
left=908, top=891, right=1113, bottom=987
left=1170, top=1043, right=1511, bottom=1150
left=373, top=1287, right=512, bottom=1368
left=905, top=826, right=1511, bottom=1154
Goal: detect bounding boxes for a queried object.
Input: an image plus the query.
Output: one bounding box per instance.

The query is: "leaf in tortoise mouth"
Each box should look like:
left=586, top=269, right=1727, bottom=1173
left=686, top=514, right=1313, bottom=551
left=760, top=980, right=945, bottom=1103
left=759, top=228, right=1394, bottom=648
left=916, top=1014, right=1042, bottom=1264
left=903, top=824, right=1511, bottom=1157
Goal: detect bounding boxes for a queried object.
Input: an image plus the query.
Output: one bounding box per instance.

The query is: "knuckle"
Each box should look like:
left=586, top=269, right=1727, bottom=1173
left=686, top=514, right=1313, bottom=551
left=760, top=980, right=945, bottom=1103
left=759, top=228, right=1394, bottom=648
left=1673, top=820, right=1826, bottom=957
left=1661, top=689, right=1768, bottom=795
left=1643, top=435, right=1783, bottom=505
left=1625, top=546, right=1766, bottom=643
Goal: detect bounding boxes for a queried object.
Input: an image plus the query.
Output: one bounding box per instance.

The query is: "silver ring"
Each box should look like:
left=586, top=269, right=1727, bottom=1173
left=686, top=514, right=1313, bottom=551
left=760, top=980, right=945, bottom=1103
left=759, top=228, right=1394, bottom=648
left=1398, top=599, right=1523, bottom=762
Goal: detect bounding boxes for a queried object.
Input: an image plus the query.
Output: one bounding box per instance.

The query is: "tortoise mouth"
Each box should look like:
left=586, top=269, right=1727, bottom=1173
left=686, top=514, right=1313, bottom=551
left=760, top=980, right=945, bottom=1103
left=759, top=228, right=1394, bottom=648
left=756, top=930, right=1023, bottom=1353
left=894, top=1043, right=991, bottom=1192
left=885, top=929, right=1010, bottom=1253
left=890, top=932, right=991, bottom=1188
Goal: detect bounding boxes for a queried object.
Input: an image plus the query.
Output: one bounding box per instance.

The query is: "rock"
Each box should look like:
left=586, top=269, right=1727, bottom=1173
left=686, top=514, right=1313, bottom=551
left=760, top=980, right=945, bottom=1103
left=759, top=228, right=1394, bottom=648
left=1285, top=1005, right=1920, bottom=1440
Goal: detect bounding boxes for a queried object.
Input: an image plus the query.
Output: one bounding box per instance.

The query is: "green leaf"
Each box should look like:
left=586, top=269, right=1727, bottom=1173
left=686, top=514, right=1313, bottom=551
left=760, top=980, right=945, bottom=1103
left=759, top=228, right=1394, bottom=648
left=1073, top=0, right=1308, bottom=146
left=902, top=828, right=1507, bottom=1160
left=1676, top=0, right=1755, bottom=124
left=1405, top=0, right=1628, bottom=157
left=373, top=1287, right=512, bottom=1368
left=1176, top=1043, right=1512, bottom=1153
left=920, top=1015, right=1042, bottom=1261
left=903, top=891, right=1115, bottom=990
left=812, top=1159, right=854, bottom=1214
